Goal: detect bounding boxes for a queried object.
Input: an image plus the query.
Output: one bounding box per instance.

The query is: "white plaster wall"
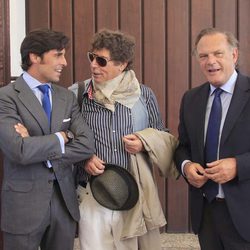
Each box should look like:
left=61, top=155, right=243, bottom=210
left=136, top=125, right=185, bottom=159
left=10, top=0, right=26, bottom=77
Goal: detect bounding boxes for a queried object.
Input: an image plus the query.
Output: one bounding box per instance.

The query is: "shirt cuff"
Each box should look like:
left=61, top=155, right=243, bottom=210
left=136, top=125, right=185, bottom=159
left=55, top=132, right=65, bottom=154
left=181, top=160, right=192, bottom=176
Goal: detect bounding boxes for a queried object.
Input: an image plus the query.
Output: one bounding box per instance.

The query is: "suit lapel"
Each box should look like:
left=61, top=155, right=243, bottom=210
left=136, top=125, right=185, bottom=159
left=194, top=84, right=210, bottom=162
left=50, top=85, right=67, bottom=133
left=221, top=74, right=250, bottom=146
left=15, top=77, right=50, bottom=134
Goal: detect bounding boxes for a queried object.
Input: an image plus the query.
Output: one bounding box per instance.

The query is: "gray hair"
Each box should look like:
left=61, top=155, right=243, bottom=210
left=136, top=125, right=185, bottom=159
left=193, top=27, right=239, bottom=56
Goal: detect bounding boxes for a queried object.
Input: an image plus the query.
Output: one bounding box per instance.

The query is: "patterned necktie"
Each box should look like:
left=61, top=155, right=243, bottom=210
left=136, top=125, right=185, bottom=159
left=203, top=88, right=223, bottom=202
left=38, top=84, right=51, bottom=124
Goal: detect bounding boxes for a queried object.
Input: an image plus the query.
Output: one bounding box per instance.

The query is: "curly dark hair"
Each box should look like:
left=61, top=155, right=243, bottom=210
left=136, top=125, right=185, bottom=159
left=90, top=29, right=135, bottom=71
left=20, top=28, right=69, bottom=71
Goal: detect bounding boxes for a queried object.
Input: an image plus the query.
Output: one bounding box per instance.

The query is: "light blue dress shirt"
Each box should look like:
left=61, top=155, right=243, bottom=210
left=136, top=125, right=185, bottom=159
left=22, top=72, right=65, bottom=167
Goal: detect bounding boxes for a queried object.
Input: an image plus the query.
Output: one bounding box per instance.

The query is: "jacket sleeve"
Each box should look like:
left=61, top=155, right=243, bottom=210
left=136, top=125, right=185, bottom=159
left=62, top=91, right=95, bottom=164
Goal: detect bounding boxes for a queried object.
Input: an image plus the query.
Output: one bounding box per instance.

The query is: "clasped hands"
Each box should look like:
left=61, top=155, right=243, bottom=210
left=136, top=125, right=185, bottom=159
left=184, top=158, right=237, bottom=188
left=84, top=134, right=144, bottom=176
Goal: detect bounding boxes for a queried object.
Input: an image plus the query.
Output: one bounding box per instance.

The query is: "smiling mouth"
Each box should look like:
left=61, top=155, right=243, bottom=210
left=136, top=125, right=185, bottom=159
left=208, top=69, right=220, bottom=73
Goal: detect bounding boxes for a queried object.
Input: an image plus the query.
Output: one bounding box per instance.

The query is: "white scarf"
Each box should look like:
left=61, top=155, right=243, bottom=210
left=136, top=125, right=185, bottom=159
left=92, top=70, right=141, bottom=112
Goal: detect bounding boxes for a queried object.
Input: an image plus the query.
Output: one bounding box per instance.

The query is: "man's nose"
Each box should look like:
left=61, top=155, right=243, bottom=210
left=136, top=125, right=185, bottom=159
left=207, top=54, right=216, bottom=64
left=90, top=58, right=99, bottom=67
left=61, top=56, right=67, bottom=66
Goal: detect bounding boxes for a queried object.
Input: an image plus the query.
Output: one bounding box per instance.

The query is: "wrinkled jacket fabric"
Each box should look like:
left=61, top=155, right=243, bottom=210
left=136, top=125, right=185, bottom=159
left=121, top=128, right=179, bottom=239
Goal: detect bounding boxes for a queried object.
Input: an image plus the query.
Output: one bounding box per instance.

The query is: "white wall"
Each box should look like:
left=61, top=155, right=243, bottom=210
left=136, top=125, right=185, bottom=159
left=10, top=0, right=26, bottom=77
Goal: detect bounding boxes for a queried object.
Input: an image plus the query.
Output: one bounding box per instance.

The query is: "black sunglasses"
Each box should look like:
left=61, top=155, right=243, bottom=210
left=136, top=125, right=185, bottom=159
left=87, top=52, right=112, bottom=67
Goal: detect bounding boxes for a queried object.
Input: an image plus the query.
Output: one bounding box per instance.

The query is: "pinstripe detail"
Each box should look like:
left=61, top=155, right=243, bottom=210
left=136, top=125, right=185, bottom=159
left=81, top=84, right=164, bottom=169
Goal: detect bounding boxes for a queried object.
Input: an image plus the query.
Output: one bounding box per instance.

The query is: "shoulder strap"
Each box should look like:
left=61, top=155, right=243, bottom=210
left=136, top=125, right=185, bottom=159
left=77, top=81, right=85, bottom=110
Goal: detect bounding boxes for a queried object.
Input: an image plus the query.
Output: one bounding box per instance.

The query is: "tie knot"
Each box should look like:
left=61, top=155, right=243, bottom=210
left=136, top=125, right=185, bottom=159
left=213, top=88, right=223, bottom=97
left=38, top=84, right=50, bottom=94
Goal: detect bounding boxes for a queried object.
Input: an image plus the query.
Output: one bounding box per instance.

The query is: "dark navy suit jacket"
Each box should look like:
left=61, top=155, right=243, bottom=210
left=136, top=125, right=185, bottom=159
left=175, top=73, right=250, bottom=242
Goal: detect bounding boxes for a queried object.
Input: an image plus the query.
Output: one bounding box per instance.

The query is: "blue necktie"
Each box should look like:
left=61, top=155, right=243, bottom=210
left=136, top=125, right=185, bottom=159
left=38, top=84, right=51, bottom=124
left=204, top=88, right=223, bottom=202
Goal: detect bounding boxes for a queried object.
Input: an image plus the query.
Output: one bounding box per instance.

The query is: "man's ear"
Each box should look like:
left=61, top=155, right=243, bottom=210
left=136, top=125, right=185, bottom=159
left=120, top=62, right=128, bottom=72
left=29, top=53, right=41, bottom=64
left=232, top=47, right=239, bottom=65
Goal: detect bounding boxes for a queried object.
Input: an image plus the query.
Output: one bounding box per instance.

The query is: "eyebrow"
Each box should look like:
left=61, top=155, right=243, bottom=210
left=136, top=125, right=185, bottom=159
left=198, top=49, right=224, bottom=55
left=92, top=52, right=110, bottom=60
left=55, top=51, right=64, bottom=56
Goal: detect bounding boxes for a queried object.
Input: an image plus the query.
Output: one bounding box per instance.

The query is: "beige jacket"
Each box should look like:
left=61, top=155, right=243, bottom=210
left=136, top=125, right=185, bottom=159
left=120, top=128, right=179, bottom=240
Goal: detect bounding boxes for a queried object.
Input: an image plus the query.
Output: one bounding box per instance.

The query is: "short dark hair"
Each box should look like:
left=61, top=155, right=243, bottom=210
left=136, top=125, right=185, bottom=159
left=20, top=28, right=69, bottom=71
left=193, top=27, right=239, bottom=55
left=90, top=29, right=135, bottom=71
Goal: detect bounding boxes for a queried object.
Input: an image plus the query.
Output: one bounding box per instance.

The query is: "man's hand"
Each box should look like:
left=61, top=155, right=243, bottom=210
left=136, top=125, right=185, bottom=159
left=184, top=162, right=208, bottom=188
left=84, top=154, right=105, bottom=176
left=59, top=131, right=69, bottom=144
left=14, top=123, right=29, bottom=138
left=123, top=134, right=144, bottom=154
left=204, top=158, right=237, bottom=184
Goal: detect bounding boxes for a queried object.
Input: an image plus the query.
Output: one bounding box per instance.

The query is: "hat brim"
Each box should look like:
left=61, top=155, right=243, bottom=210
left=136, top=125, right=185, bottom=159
left=90, top=163, right=139, bottom=210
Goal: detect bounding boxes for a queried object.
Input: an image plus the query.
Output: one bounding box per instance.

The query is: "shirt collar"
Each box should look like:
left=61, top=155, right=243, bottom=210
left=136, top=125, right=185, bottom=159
left=209, top=69, right=237, bottom=95
left=22, top=71, right=51, bottom=90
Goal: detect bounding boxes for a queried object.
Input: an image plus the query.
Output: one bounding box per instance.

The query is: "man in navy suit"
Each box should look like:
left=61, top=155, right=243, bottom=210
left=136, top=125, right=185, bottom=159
left=0, top=29, right=94, bottom=250
left=175, top=27, right=250, bottom=249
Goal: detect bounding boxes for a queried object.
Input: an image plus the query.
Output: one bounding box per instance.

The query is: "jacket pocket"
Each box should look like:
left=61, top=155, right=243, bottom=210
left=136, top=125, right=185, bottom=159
left=3, top=180, right=33, bottom=193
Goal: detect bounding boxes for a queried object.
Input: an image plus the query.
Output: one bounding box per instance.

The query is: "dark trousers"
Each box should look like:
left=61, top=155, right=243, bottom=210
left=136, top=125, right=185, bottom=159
left=3, top=181, right=77, bottom=250
left=198, top=198, right=250, bottom=250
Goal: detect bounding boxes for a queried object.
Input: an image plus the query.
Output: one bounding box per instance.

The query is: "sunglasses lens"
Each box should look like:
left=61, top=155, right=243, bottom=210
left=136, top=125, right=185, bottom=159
left=96, top=57, right=107, bottom=67
left=87, top=52, right=108, bottom=67
left=88, top=52, right=94, bottom=62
